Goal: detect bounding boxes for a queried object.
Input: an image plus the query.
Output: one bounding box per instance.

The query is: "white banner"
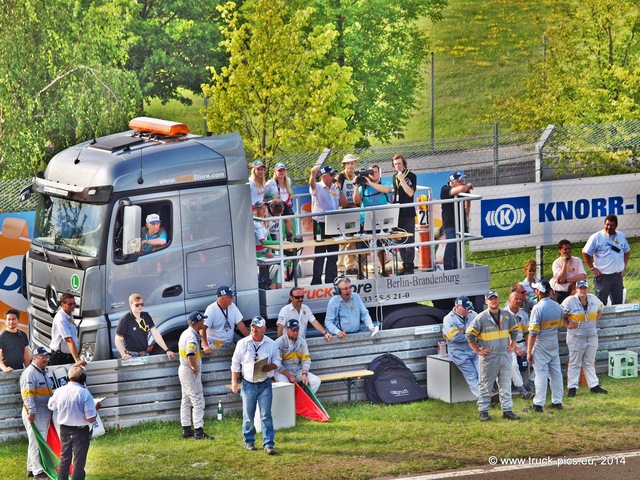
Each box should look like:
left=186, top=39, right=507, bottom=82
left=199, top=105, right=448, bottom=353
left=470, top=173, right=640, bottom=251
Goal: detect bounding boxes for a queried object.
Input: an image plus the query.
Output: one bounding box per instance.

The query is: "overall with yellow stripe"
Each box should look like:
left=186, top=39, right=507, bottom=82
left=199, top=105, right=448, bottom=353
left=466, top=308, right=519, bottom=413
left=274, top=334, right=321, bottom=394
left=528, top=296, right=565, bottom=407
left=561, top=293, right=604, bottom=390
left=20, top=362, right=53, bottom=476
left=178, top=326, right=205, bottom=430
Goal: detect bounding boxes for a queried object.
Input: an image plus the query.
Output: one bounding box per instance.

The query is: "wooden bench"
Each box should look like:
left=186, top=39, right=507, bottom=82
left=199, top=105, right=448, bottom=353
left=317, top=369, right=374, bottom=404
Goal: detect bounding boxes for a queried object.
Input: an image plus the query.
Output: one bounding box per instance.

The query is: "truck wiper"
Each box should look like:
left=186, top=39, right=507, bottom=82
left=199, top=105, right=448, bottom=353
left=57, top=243, right=81, bottom=269
left=30, top=239, right=50, bottom=262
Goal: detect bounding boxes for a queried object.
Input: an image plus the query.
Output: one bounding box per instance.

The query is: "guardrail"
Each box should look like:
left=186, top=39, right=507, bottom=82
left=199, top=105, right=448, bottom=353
left=1, top=305, right=639, bottom=442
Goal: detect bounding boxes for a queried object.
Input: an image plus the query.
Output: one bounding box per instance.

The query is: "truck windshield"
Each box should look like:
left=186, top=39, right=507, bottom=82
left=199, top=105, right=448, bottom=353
left=33, top=195, right=106, bottom=258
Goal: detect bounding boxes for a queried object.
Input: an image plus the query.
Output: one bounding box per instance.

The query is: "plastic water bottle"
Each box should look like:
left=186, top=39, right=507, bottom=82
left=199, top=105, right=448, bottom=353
left=217, top=400, right=224, bottom=421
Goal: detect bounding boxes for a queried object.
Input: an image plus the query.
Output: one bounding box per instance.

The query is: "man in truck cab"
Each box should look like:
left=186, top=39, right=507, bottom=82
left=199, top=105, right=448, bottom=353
left=141, top=213, right=168, bottom=253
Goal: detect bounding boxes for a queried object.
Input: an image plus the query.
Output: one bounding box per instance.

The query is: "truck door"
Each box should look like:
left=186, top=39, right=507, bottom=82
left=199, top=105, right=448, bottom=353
left=106, top=194, right=186, bottom=333
left=180, top=186, right=235, bottom=313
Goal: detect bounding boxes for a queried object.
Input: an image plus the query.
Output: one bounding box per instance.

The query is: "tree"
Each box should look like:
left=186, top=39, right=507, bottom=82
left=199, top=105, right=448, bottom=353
left=493, top=0, right=640, bottom=175
left=0, top=0, right=141, bottom=179
left=202, top=0, right=358, bottom=158
left=305, top=0, right=448, bottom=147
left=126, top=0, right=227, bottom=105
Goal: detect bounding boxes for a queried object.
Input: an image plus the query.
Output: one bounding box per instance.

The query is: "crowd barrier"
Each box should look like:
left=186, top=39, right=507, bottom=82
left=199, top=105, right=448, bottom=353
left=1, top=305, right=639, bottom=442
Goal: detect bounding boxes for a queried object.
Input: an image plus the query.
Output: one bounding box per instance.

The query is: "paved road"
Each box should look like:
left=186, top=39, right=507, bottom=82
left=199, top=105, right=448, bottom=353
left=382, top=450, right=640, bottom=480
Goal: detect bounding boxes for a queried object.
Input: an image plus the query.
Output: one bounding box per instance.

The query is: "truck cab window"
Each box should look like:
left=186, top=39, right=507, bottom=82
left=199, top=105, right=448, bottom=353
left=113, top=202, right=172, bottom=257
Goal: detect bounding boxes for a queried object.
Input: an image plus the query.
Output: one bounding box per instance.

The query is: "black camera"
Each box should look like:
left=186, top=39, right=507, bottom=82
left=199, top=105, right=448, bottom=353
left=354, top=168, right=374, bottom=186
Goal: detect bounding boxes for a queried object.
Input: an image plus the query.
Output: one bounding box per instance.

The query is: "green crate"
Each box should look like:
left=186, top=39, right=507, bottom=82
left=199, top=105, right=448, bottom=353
left=608, top=351, right=638, bottom=379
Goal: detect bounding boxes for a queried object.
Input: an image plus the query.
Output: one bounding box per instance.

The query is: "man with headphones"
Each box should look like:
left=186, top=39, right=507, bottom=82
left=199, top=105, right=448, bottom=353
left=48, top=365, right=101, bottom=480
left=325, top=277, right=376, bottom=339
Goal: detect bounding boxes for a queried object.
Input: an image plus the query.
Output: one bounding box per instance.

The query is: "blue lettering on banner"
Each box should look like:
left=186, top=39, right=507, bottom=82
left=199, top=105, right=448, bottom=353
left=481, top=197, right=530, bottom=238
left=0, top=266, right=21, bottom=294
left=539, top=197, right=624, bottom=222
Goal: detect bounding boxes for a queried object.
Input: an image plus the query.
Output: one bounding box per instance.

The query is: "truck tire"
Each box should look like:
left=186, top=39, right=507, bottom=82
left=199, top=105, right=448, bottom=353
left=379, top=304, right=447, bottom=330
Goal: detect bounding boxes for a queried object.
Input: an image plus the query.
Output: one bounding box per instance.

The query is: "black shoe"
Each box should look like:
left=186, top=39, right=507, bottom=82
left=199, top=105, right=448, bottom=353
left=525, top=405, right=543, bottom=413
left=503, top=411, right=520, bottom=420
left=591, top=385, right=608, bottom=394
left=194, top=428, right=214, bottom=440
left=245, top=444, right=256, bottom=451
left=568, top=388, right=576, bottom=397
left=27, top=472, right=33, bottom=478
left=182, top=426, right=194, bottom=438
left=549, top=403, right=563, bottom=409
left=34, top=474, right=49, bottom=480
left=264, top=447, right=277, bottom=455
left=479, top=411, right=490, bottom=421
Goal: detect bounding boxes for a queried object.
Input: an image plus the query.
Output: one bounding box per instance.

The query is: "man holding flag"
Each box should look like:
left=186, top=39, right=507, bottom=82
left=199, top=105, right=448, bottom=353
left=20, top=346, right=54, bottom=479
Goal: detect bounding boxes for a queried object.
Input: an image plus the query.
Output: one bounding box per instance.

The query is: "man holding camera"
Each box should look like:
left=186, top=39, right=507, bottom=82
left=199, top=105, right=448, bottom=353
left=582, top=215, right=630, bottom=305
left=354, top=165, right=392, bottom=275
left=337, top=154, right=361, bottom=276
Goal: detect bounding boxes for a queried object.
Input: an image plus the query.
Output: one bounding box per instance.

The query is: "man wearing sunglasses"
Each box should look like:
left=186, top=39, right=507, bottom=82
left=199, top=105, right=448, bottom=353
left=276, top=287, right=332, bottom=341
left=50, top=293, right=86, bottom=366
left=115, top=293, right=175, bottom=360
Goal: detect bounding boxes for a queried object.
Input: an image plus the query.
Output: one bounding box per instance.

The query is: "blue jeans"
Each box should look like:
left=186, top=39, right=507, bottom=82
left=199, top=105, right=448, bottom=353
left=443, top=226, right=457, bottom=270
left=241, top=379, right=274, bottom=449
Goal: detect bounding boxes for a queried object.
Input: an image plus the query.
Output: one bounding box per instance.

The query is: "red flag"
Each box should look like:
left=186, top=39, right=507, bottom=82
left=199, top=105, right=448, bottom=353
left=46, top=421, right=61, bottom=458
left=295, top=383, right=329, bottom=422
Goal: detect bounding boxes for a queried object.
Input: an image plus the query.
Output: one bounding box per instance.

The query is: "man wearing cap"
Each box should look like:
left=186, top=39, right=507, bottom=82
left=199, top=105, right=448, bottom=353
left=141, top=213, right=168, bottom=253
left=0, top=309, right=30, bottom=372
left=505, top=291, right=535, bottom=399
left=201, top=286, right=250, bottom=354
left=550, top=239, right=586, bottom=304
left=274, top=319, right=321, bottom=394
left=561, top=280, right=607, bottom=397
left=48, top=365, right=100, bottom=480
left=276, top=287, right=332, bottom=341
left=20, top=347, right=53, bottom=479
left=527, top=279, right=564, bottom=413
left=309, top=164, right=343, bottom=285
left=582, top=214, right=630, bottom=305
left=441, top=171, right=473, bottom=270
left=466, top=290, right=520, bottom=421
left=442, top=296, right=479, bottom=397
left=325, top=277, right=376, bottom=338
left=336, top=154, right=361, bottom=276
left=179, top=311, right=214, bottom=440
left=392, top=154, right=417, bottom=275
left=231, top=316, right=281, bottom=454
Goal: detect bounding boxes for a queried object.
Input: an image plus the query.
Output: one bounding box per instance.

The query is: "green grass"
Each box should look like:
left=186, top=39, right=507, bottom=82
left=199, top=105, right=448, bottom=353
left=3, top=375, right=640, bottom=479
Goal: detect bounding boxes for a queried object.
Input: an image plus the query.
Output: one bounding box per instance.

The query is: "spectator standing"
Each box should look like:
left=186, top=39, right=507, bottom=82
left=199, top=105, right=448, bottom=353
left=520, top=259, right=539, bottom=302
left=309, top=165, right=341, bottom=285
left=353, top=165, right=392, bottom=275
left=274, top=319, right=321, bottom=394
left=336, top=154, right=361, bottom=276
left=466, top=290, right=520, bottom=421
left=50, top=293, right=86, bottom=366
left=440, top=171, right=473, bottom=270
left=201, top=286, right=250, bottom=354
left=442, top=296, right=479, bottom=397
left=20, top=347, right=53, bottom=480
left=526, top=280, right=564, bottom=413
left=115, top=293, right=175, bottom=360
left=582, top=214, right=630, bottom=305
left=179, top=311, right=214, bottom=440
left=140, top=213, right=167, bottom=253
left=0, top=309, right=30, bottom=372
left=47, top=365, right=100, bottom=480
left=249, top=160, right=267, bottom=205
left=505, top=291, right=534, bottom=399
left=231, top=316, right=281, bottom=455
left=561, top=279, right=608, bottom=397
left=276, top=287, right=332, bottom=341
left=324, top=277, right=375, bottom=338
left=550, top=239, right=586, bottom=304
left=265, top=162, right=295, bottom=240
left=391, top=154, right=417, bottom=275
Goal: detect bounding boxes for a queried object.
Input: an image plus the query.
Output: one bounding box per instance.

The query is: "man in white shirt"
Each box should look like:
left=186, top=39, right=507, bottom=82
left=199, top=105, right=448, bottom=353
left=50, top=293, right=86, bottom=366
left=200, top=286, right=249, bottom=353
left=276, top=287, right=332, bottom=341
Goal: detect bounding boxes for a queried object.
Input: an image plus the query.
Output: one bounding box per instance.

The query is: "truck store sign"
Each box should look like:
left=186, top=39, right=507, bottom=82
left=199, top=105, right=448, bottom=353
left=470, top=173, right=640, bottom=251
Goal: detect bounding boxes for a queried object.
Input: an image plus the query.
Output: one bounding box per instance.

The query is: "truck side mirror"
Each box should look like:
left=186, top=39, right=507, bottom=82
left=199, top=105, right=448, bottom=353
left=123, top=205, right=142, bottom=254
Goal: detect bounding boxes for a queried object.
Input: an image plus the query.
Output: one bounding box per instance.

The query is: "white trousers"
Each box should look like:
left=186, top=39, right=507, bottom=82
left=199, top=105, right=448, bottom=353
left=566, top=333, right=599, bottom=389
left=22, top=407, right=51, bottom=475
left=274, top=371, right=321, bottom=394
left=179, top=365, right=205, bottom=429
